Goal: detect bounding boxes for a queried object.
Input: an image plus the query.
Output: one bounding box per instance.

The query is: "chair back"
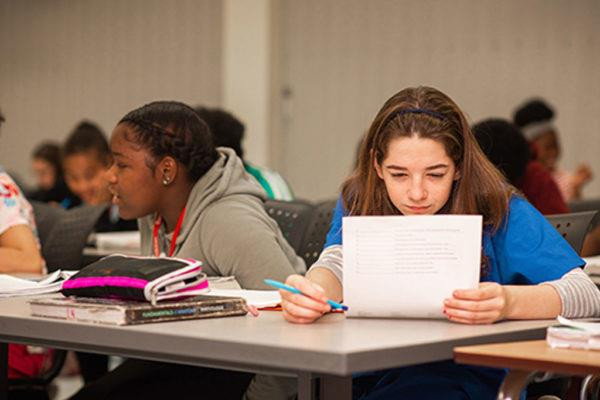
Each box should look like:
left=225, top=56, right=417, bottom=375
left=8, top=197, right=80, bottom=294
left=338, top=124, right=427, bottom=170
left=264, top=199, right=314, bottom=255
left=30, top=201, right=66, bottom=245
left=10, top=203, right=100, bottom=395
left=568, top=198, right=600, bottom=230
left=42, top=204, right=107, bottom=271
left=546, top=210, right=598, bottom=254
left=298, top=199, right=337, bottom=267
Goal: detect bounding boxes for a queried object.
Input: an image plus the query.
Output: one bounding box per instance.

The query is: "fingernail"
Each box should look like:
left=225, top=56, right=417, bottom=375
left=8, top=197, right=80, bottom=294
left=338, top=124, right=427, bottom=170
left=444, top=299, right=449, bottom=305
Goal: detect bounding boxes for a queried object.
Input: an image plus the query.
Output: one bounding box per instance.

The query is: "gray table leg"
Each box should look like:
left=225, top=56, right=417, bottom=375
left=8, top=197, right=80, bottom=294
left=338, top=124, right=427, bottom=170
left=496, top=370, right=539, bottom=400
left=1, top=342, right=8, bottom=399
left=320, top=374, right=352, bottom=400
left=298, top=372, right=317, bottom=400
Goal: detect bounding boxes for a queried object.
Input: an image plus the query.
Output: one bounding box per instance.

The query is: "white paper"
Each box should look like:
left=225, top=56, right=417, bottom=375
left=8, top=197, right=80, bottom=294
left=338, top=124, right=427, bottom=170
left=343, top=215, right=482, bottom=318
left=203, top=289, right=281, bottom=308
left=93, top=231, right=141, bottom=251
left=584, top=255, right=600, bottom=276
left=557, top=316, right=600, bottom=334
left=0, top=270, right=77, bottom=297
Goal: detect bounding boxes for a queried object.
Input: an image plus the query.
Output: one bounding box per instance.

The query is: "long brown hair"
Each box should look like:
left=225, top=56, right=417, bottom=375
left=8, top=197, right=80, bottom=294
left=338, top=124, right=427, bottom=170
left=342, top=86, right=513, bottom=231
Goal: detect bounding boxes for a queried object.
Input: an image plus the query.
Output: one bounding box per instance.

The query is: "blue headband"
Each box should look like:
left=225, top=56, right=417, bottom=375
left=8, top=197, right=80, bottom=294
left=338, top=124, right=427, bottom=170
left=385, top=108, right=447, bottom=125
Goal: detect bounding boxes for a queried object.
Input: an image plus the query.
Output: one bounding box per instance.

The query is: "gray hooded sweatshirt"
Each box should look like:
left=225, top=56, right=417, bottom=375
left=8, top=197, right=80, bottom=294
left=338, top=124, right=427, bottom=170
left=139, top=147, right=305, bottom=289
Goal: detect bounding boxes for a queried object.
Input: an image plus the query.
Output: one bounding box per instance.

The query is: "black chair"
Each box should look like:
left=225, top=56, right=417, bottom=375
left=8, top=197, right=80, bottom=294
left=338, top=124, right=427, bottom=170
left=42, top=204, right=108, bottom=272
left=30, top=201, right=66, bottom=245
left=298, top=199, right=337, bottom=267
left=9, top=203, right=107, bottom=399
left=568, top=198, right=600, bottom=232
left=264, top=199, right=314, bottom=256
left=545, top=210, right=598, bottom=254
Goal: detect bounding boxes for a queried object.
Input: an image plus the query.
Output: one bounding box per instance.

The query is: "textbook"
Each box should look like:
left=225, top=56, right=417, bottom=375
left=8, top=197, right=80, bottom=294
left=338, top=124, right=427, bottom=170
left=29, top=295, right=247, bottom=326
left=546, top=316, right=600, bottom=350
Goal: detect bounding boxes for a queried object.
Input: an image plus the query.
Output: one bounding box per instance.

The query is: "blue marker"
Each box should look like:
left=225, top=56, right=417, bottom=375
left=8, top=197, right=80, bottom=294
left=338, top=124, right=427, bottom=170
left=264, top=279, right=349, bottom=311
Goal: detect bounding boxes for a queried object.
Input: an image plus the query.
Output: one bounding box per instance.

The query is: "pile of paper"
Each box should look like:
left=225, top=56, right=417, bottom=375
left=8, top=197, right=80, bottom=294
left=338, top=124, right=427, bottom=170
left=92, top=231, right=141, bottom=251
left=0, top=270, right=76, bottom=298
left=546, top=316, right=600, bottom=350
left=203, top=289, right=281, bottom=308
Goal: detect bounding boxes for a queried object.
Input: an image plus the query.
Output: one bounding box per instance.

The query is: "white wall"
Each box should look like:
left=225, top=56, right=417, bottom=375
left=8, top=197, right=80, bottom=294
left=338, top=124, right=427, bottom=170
left=222, top=0, right=274, bottom=167
left=0, top=0, right=222, bottom=185
left=1, top=0, right=599, bottom=202
left=278, top=0, right=600, bottom=200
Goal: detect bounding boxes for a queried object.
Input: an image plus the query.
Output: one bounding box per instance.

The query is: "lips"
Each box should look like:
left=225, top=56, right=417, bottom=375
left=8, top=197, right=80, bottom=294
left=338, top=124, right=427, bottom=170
left=405, top=205, right=430, bottom=214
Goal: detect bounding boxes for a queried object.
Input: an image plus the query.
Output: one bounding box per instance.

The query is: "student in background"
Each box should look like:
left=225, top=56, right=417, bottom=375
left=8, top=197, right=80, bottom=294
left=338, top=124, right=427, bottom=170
left=29, top=141, right=79, bottom=208
left=279, top=87, right=600, bottom=400
left=0, top=108, right=53, bottom=382
left=195, top=106, right=295, bottom=201
left=70, top=101, right=305, bottom=400
left=472, top=118, right=568, bottom=215
left=513, top=99, right=593, bottom=202
left=63, top=121, right=137, bottom=232
left=62, top=121, right=137, bottom=384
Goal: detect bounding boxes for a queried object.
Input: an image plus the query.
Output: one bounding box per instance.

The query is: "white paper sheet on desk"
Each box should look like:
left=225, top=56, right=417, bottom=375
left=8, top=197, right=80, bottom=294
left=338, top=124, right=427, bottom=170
left=343, top=215, right=482, bottom=319
left=93, top=231, right=141, bottom=251
left=0, top=270, right=77, bottom=297
left=203, top=289, right=281, bottom=308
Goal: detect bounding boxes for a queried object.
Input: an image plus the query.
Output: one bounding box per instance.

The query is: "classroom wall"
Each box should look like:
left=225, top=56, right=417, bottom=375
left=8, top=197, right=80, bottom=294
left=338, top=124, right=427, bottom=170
left=277, top=0, right=600, bottom=201
left=0, top=0, right=222, bottom=186
left=1, top=0, right=599, bottom=202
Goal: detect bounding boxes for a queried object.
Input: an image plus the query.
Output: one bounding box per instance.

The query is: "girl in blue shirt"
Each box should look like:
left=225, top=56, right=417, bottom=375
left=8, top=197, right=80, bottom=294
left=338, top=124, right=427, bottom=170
left=279, top=86, right=598, bottom=399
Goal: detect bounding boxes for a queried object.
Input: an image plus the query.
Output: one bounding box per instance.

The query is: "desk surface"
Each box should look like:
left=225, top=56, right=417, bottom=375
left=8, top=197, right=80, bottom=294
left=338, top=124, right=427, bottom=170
left=0, top=296, right=554, bottom=377
left=455, top=340, right=600, bottom=375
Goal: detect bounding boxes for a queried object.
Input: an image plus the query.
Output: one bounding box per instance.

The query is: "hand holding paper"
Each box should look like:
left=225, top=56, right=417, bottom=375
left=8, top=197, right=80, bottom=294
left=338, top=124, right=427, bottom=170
left=443, top=282, right=508, bottom=324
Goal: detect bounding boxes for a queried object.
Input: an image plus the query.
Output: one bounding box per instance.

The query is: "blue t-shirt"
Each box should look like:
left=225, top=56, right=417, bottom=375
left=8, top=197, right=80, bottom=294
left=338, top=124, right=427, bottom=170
left=324, top=195, right=583, bottom=284
left=324, top=195, right=583, bottom=400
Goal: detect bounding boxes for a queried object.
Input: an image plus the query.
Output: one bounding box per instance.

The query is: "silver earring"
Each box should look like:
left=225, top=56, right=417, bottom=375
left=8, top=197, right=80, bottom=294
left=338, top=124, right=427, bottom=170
left=162, top=177, right=170, bottom=186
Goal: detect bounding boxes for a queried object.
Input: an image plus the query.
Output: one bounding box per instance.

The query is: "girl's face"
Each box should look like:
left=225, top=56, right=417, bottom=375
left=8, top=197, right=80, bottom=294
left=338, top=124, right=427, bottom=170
left=375, top=136, right=458, bottom=215
left=532, top=130, right=560, bottom=171
left=32, top=158, right=56, bottom=190
left=107, top=123, right=163, bottom=220
left=63, top=151, right=111, bottom=205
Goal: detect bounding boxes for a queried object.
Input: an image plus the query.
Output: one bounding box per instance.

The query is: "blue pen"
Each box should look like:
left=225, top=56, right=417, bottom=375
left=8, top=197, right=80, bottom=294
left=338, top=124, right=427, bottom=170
left=264, top=279, right=349, bottom=311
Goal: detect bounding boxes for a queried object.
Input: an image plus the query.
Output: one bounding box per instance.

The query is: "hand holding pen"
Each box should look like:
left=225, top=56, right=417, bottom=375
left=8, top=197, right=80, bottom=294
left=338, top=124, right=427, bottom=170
left=266, top=275, right=348, bottom=324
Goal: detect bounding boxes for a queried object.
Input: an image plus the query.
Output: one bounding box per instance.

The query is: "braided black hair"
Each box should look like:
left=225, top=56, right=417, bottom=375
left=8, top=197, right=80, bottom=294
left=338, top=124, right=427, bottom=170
left=513, top=99, right=555, bottom=128
left=119, top=101, right=218, bottom=182
left=472, top=118, right=530, bottom=185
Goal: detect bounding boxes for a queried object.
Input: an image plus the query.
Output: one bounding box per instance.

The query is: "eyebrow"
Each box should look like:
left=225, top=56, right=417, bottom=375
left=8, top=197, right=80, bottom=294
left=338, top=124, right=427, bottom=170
left=111, top=151, right=130, bottom=160
left=385, top=163, right=449, bottom=171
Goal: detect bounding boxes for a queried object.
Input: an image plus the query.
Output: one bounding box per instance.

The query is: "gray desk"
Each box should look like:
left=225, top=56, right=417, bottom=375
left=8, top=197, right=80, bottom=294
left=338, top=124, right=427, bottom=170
left=0, top=296, right=554, bottom=399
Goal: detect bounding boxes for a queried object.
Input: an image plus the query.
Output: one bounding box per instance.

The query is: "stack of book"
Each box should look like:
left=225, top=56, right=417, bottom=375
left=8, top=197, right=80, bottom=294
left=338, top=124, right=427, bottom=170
left=546, top=316, right=600, bottom=350
left=30, top=295, right=247, bottom=326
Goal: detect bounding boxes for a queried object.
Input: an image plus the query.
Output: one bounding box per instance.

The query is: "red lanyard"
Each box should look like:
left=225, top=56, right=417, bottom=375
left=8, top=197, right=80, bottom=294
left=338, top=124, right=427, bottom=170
left=153, top=207, right=186, bottom=257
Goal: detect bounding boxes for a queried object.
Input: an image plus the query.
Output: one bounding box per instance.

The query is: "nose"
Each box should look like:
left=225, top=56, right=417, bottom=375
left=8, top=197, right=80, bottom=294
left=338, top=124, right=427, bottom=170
left=106, top=164, right=117, bottom=184
left=407, top=177, right=427, bottom=202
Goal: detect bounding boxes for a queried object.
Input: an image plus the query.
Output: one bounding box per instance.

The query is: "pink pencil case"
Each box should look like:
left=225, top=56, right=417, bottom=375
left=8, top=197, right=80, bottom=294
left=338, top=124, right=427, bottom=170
left=62, top=254, right=208, bottom=305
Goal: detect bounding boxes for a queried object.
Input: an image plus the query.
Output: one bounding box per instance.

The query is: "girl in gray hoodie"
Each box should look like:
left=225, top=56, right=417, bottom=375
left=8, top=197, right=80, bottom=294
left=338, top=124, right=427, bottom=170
left=70, top=101, right=304, bottom=400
